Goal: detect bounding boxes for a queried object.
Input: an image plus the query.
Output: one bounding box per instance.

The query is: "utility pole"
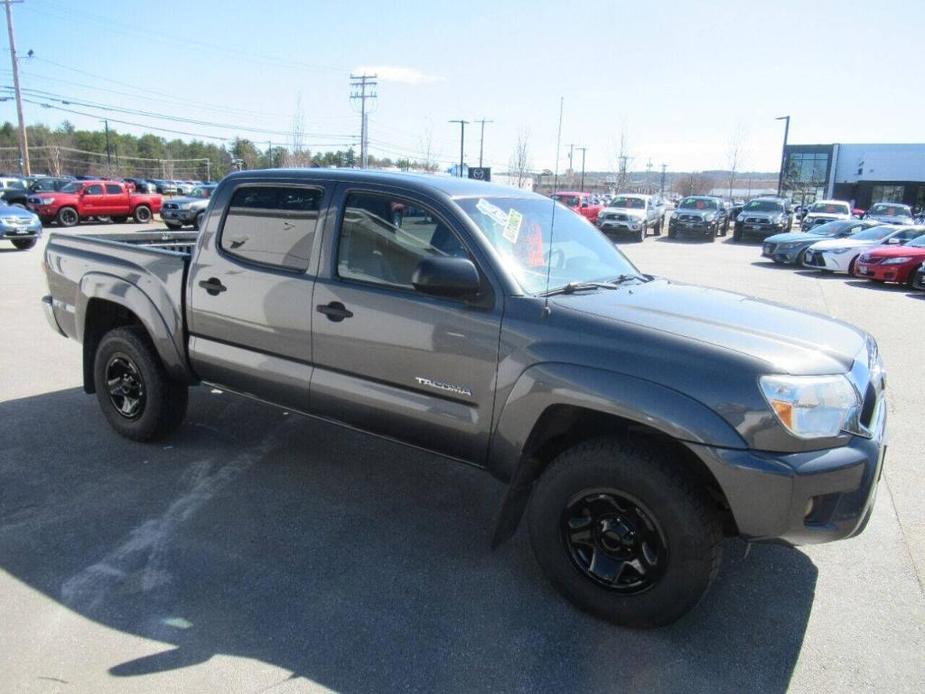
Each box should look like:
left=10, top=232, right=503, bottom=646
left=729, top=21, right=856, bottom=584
left=776, top=115, right=790, bottom=196
left=576, top=146, right=587, bottom=192
left=646, top=159, right=653, bottom=193
left=204, top=158, right=211, bottom=182
left=350, top=73, right=377, bottom=169
left=660, top=163, right=667, bottom=195
left=475, top=118, right=493, bottom=167
left=566, top=143, right=576, bottom=174
left=4, top=0, right=29, bottom=176
left=449, top=119, right=468, bottom=177
left=102, top=119, right=112, bottom=176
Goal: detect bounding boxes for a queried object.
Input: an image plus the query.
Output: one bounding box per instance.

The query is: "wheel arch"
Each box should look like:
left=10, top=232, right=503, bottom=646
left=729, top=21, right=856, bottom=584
left=489, top=363, right=744, bottom=546
left=77, top=275, right=193, bottom=393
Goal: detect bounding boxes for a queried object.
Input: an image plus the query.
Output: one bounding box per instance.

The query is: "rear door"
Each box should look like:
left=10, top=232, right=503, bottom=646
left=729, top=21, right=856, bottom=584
left=310, top=184, right=503, bottom=463
left=104, top=183, right=125, bottom=215
left=187, top=179, right=330, bottom=411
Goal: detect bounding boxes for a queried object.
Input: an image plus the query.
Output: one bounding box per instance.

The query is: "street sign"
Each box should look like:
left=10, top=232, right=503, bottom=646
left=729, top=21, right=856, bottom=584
left=468, top=167, right=491, bottom=182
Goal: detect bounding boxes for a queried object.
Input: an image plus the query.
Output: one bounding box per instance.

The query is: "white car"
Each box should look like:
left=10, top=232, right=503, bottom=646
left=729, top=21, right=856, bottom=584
left=802, top=225, right=925, bottom=273
left=801, top=199, right=852, bottom=231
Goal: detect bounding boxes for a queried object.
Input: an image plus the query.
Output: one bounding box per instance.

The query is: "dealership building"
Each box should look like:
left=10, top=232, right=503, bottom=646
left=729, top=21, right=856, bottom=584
left=782, top=142, right=925, bottom=210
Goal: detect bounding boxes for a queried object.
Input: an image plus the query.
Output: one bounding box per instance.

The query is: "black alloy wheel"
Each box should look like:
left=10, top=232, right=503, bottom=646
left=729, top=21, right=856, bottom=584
left=105, top=353, right=146, bottom=420
left=562, top=490, right=667, bottom=594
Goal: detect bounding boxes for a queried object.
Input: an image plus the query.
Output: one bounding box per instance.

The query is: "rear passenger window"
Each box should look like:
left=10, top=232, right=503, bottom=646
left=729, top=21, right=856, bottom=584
left=85, top=184, right=103, bottom=195
left=337, top=192, right=469, bottom=290
left=105, top=184, right=122, bottom=194
left=220, top=185, right=322, bottom=271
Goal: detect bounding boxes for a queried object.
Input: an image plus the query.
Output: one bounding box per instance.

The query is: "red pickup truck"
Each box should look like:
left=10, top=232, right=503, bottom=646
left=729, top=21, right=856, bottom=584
left=28, top=180, right=162, bottom=227
left=553, top=191, right=602, bottom=223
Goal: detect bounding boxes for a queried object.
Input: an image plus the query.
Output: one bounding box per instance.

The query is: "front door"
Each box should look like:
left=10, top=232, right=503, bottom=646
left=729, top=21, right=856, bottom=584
left=187, top=181, right=329, bottom=411
left=311, top=186, right=503, bottom=463
left=81, top=183, right=104, bottom=216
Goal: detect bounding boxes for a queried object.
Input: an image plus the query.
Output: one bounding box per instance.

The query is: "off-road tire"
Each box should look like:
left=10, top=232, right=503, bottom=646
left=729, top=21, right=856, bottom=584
left=133, top=205, right=152, bottom=224
left=164, top=222, right=183, bottom=231
left=638, top=224, right=646, bottom=242
left=57, top=206, right=79, bottom=227
left=527, top=437, right=723, bottom=628
left=112, top=216, right=128, bottom=224
left=11, top=238, right=37, bottom=250
left=732, top=226, right=742, bottom=242
left=93, top=326, right=188, bottom=442
left=653, top=218, right=662, bottom=236
left=194, top=211, right=205, bottom=230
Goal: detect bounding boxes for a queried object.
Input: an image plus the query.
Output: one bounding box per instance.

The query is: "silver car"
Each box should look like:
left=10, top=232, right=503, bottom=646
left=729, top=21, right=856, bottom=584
left=0, top=201, right=42, bottom=250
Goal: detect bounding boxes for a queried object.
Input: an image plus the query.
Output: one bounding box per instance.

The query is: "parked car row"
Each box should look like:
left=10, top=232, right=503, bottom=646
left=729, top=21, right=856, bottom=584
left=761, top=219, right=925, bottom=293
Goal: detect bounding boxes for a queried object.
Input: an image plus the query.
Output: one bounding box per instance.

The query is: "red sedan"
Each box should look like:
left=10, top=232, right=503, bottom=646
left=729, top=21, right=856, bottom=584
left=853, top=232, right=925, bottom=285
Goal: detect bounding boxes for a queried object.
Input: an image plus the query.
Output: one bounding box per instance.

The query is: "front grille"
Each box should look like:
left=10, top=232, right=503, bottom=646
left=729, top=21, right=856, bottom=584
left=764, top=243, right=776, bottom=254
left=806, top=252, right=826, bottom=267
left=745, top=217, right=769, bottom=224
left=678, top=214, right=702, bottom=222
left=2, top=216, right=25, bottom=224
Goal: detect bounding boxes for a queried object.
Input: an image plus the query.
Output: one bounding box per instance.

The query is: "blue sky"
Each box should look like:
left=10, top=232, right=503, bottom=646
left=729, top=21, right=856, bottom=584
left=2, top=0, right=922, bottom=173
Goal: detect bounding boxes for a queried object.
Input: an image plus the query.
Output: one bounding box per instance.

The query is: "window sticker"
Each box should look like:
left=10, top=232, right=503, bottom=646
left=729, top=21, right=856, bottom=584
left=503, top=208, right=524, bottom=243
left=476, top=198, right=509, bottom=227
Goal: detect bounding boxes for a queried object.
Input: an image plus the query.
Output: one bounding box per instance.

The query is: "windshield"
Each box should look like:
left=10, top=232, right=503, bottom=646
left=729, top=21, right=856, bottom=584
left=808, top=221, right=855, bottom=237
left=457, top=196, right=640, bottom=294
left=609, top=196, right=645, bottom=209
left=810, top=202, right=850, bottom=215
left=906, top=235, right=925, bottom=248
left=60, top=182, right=82, bottom=193
left=678, top=197, right=717, bottom=210
left=869, top=203, right=911, bottom=216
left=743, top=199, right=783, bottom=212
left=190, top=186, right=214, bottom=198
left=852, top=227, right=896, bottom=241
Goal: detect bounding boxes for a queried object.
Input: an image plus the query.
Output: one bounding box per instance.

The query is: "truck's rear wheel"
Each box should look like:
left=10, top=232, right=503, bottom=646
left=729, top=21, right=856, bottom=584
left=133, top=205, right=152, bottom=224
left=57, top=207, right=79, bottom=227
left=93, top=326, right=188, bottom=441
left=527, top=437, right=722, bottom=628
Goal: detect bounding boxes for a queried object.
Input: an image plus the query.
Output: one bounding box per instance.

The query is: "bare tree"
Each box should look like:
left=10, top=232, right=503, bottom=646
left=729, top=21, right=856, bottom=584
left=726, top=127, right=745, bottom=198
left=508, top=130, right=531, bottom=189
left=284, top=94, right=311, bottom=168
left=673, top=172, right=713, bottom=197
left=418, top=125, right=439, bottom=173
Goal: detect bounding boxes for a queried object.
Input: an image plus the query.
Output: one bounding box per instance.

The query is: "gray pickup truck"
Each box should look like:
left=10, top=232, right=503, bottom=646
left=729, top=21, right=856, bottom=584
left=42, top=170, right=887, bottom=628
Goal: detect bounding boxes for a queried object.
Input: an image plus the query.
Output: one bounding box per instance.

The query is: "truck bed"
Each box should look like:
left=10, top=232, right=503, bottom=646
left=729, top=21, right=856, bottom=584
left=43, top=231, right=198, bottom=360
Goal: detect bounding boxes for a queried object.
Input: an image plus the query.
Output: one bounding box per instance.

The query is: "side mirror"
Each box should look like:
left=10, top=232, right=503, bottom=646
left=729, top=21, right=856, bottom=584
left=412, top=256, right=481, bottom=298
left=581, top=202, right=589, bottom=208
left=886, top=237, right=901, bottom=245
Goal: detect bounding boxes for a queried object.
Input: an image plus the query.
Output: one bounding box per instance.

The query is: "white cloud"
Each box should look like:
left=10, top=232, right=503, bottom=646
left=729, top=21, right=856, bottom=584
left=354, top=65, right=441, bottom=85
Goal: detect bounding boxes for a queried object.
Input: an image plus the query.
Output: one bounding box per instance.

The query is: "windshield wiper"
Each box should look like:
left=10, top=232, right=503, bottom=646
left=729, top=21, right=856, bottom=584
left=607, top=273, right=650, bottom=285
left=541, top=281, right=619, bottom=297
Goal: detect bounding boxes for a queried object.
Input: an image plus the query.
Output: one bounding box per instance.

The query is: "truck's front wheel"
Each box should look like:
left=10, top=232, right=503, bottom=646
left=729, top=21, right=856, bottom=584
left=133, top=205, right=152, bottom=224
left=93, top=326, right=188, bottom=441
left=527, top=437, right=722, bottom=628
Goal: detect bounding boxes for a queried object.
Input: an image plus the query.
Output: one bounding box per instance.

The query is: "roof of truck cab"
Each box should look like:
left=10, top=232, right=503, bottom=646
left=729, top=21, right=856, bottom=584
left=222, top=168, right=537, bottom=200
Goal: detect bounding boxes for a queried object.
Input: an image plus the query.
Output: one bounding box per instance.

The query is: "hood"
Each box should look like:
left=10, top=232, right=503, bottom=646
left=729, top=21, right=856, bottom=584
left=806, top=212, right=849, bottom=221
left=867, top=214, right=912, bottom=224
left=764, top=232, right=825, bottom=243
left=809, top=237, right=881, bottom=251
left=601, top=207, right=645, bottom=220
left=551, top=280, right=864, bottom=375
left=0, top=204, right=37, bottom=220
left=862, top=244, right=925, bottom=259
left=165, top=196, right=208, bottom=206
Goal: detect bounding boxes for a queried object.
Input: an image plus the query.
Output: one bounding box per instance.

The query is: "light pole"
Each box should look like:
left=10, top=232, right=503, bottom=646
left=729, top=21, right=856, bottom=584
left=449, top=120, right=468, bottom=177
left=776, top=115, right=790, bottom=197
left=576, top=146, right=587, bottom=192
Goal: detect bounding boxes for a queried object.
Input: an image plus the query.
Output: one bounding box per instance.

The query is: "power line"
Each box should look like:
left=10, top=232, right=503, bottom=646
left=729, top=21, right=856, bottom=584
left=350, top=74, right=377, bottom=169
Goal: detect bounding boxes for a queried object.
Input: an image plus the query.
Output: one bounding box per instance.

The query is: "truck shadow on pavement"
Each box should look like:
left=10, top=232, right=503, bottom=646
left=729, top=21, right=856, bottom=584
left=0, top=387, right=818, bottom=693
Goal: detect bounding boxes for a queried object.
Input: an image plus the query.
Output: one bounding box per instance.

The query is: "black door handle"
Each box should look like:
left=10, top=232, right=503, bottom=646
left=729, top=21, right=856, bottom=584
left=317, top=301, right=353, bottom=322
left=198, top=278, right=227, bottom=295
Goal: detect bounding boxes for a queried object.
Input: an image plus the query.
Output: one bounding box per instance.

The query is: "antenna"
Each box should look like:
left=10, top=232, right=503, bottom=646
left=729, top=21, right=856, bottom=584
left=543, top=96, right=565, bottom=316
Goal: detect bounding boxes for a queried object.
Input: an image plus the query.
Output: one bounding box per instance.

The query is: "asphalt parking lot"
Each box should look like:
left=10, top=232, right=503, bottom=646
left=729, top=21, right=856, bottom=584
left=1, top=220, right=924, bottom=693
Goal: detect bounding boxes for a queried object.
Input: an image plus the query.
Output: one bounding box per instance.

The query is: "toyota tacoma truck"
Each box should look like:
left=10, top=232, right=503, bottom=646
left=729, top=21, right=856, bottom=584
left=161, top=183, right=217, bottom=230
left=801, top=199, right=852, bottom=231
left=41, top=170, right=887, bottom=628
left=552, top=191, right=602, bottom=223
left=28, top=179, right=162, bottom=227
left=596, top=193, right=664, bottom=242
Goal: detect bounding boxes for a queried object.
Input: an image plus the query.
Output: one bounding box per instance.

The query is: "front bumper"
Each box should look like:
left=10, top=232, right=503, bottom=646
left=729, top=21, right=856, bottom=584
left=913, top=266, right=925, bottom=290
left=737, top=221, right=789, bottom=238
left=41, top=295, right=66, bottom=337
left=0, top=222, right=42, bottom=239
left=802, top=248, right=854, bottom=272
left=762, top=242, right=808, bottom=264
left=161, top=207, right=197, bottom=223
left=597, top=219, right=644, bottom=236
left=689, top=400, right=887, bottom=545
left=854, top=261, right=917, bottom=283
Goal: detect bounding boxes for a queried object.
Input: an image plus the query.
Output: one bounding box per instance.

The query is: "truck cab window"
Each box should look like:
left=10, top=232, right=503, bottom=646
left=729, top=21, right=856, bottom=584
left=337, top=192, right=468, bottom=290
left=105, top=184, right=122, bottom=194
left=219, top=185, right=322, bottom=271
left=85, top=184, right=103, bottom=196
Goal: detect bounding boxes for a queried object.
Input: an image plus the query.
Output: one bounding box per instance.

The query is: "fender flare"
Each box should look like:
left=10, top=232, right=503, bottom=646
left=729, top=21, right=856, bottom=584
left=76, top=273, right=192, bottom=389
left=488, top=363, right=747, bottom=546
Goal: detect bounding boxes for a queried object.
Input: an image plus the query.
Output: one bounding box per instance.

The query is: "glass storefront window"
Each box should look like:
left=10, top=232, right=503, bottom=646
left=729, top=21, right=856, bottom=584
left=871, top=185, right=904, bottom=203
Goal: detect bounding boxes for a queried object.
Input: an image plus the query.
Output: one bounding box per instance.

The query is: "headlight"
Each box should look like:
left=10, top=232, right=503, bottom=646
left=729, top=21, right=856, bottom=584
left=759, top=374, right=861, bottom=439
left=777, top=242, right=798, bottom=250
left=178, top=202, right=192, bottom=210
left=881, top=256, right=912, bottom=265
left=736, top=213, right=745, bottom=222
left=39, top=197, right=55, bottom=205
left=704, top=213, right=717, bottom=221
left=830, top=247, right=853, bottom=254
